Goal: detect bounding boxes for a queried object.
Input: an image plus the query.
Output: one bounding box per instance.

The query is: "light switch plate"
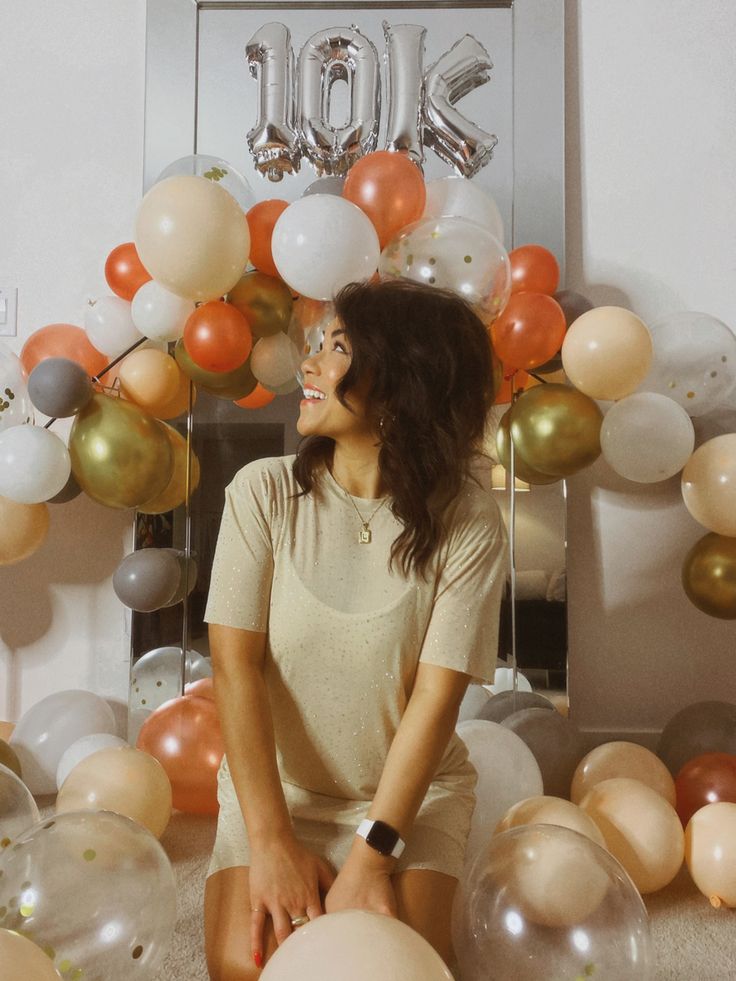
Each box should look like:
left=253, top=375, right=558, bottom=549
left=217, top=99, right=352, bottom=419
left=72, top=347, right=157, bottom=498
left=0, top=286, right=18, bottom=337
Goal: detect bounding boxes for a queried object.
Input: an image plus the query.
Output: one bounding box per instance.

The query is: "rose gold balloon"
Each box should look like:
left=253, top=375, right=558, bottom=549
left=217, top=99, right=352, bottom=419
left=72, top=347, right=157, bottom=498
left=0, top=495, right=49, bottom=566
left=184, top=677, right=214, bottom=701
left=681, top=435, right=736, bottom=537
left=495, top=795, right=605, bottom=848
left=0, top=929, right=62, bottom=980
left=572, top=741, right=676, bottom=806
left=117, top=348, right=180, bottom=411
left=580, top=777, right=684, bottom=893
left=0, top=721, right=15, bottom=742
left=685, top=801, right=736, bottom=908
left=675, top=753, right=736, bottom=827
left=56, top=746, right=172, bottom=838
left=561, top=306, right=653, bottom=400
left=136, top=694, right=223, bottom=815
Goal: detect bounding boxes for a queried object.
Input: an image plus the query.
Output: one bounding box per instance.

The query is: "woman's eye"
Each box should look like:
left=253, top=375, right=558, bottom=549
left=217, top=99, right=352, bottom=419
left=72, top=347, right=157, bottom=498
left=333, top=342, right=347, bottom=353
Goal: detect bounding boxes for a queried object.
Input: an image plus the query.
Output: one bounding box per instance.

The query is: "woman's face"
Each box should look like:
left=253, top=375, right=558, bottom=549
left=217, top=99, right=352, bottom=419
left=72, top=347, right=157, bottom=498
left=296, top=318, right=372, bottom=440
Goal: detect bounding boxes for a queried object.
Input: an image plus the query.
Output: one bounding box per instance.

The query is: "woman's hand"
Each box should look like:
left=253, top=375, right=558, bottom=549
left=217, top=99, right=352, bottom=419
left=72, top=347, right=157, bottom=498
left=249, top=836, right=336, bottom=963
left=324, top=837, right=398, bottom=917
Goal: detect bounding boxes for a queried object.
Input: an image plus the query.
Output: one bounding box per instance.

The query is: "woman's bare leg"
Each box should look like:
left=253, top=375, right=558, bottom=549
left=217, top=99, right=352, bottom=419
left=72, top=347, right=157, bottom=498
left=392, top=868, right=458, bottom=967
left=204, top=867, right=279, bottom=980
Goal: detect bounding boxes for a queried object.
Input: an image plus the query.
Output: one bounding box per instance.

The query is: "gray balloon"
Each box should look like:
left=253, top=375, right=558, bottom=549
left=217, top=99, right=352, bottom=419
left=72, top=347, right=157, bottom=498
left=28, top=357, right=93, bottom=417
left=47, top=472, right=82, bottom=504
left=657, top=700, right=736, bottom=776
left=478, top=690, right=556, bottom=724
left=502, top=707, right=585, bottom=799
left=458, top=684, right=492, bottom=723
left=303, top=176, right=345, bottom=197
left=536, top=290, right=594, bottom=374
left=162, top=548, right=198, bottom=606
left=112, top=548, right=181, bottom=612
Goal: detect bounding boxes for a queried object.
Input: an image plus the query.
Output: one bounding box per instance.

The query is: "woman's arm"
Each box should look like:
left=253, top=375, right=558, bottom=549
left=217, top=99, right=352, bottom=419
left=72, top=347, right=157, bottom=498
left=209, top=623, right=336, bottom=959
left=325, top=661, right=470, bottom=912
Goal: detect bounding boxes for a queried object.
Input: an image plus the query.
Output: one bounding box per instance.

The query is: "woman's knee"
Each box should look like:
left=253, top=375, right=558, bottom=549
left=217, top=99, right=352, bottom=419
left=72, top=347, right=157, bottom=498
left=205, top=869, right=261, bottom=981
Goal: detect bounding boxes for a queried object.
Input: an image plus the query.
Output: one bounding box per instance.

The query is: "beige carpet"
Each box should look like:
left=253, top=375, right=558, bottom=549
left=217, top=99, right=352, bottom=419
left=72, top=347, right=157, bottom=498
left=153, top=812, right=734, bottom=981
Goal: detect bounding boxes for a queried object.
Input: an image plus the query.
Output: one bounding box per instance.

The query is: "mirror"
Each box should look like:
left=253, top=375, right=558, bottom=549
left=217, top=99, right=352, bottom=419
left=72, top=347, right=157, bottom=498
left=130, top=0, right=566, bottom=735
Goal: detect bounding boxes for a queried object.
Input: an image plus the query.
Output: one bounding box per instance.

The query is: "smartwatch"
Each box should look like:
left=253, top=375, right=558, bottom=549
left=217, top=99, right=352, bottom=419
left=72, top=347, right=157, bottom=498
left=356, top=819, right=405, bottom=859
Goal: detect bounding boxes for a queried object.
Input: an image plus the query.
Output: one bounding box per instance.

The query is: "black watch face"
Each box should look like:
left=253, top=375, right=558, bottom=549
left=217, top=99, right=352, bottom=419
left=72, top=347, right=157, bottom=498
left=366, top=820, right=398, bottom=856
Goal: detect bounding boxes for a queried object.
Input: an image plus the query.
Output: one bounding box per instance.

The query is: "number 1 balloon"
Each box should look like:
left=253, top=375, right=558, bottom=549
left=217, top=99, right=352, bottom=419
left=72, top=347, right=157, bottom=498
left=246, top=23, right=301, bottom=182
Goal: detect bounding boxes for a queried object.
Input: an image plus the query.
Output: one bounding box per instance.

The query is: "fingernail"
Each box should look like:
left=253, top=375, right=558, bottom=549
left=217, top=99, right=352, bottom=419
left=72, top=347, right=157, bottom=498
left=253, top=951, right=263, bottom=969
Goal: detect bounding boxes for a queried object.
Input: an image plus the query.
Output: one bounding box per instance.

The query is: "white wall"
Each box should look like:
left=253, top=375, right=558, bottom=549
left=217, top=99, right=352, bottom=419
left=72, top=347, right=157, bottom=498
left=1, top=0, right=735, bottom=734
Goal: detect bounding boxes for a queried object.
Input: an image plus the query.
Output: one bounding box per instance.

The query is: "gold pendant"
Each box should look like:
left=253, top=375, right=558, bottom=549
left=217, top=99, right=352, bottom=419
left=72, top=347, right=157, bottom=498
left=359, top=525, right=372, bottom=544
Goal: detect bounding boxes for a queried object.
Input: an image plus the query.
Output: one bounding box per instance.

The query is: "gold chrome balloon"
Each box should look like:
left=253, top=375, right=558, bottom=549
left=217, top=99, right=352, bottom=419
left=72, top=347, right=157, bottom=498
left=682, top=532, right=736, bottom=619
left=228, top=270, right=293, bottom=338
left=510, top=383, right=602, bottom=477
left=496, top=410, right=560, bottom=485
left=138, top=424, right=201, bottom=515
left=174, top=340, right=257, bottom=400
left=69, top=393, right=174, bottom=509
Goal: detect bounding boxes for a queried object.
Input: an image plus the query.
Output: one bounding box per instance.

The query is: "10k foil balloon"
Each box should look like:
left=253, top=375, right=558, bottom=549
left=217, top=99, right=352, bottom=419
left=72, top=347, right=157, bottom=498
left=379, top=215, right=511, bottom=324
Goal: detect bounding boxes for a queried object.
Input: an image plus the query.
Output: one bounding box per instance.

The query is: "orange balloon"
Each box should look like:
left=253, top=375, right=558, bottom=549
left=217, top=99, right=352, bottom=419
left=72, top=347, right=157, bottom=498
left=675, top=753, right=736, bottom=828
left=155, top=363, right=196, bottom=420
left=104, top=241, right=152, bottom=301
left=343, top=150, right=426, bottom=248
left=509, top=244, right=560, bottom=295
left=234, top=383, right=276, bottom=410
left=491, top=293, right=566, bottom=370
left=136, top=694, right=223, bottom=815
left=21, top=323, right=107, bottom=378
left=494, top=367, right=534, bottom=405
left=246, top=199, right=289, bottom=278
left=184, top=677, right=215, bottom=701
left=183, top=300, right=253, bottom=373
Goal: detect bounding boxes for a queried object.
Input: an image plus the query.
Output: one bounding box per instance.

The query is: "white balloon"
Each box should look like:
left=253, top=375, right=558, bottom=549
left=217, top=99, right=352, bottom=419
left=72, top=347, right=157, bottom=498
left=56, top=732, right=128, bottom=790
left=456, top=719, right=544, bottom=873
left=423, top=175, right=504, bottom=245
left=0, top=342, right=34, bottom=432
left=251, top=334, right=301, bottom=388
left=487, top=666, right=533, bottom=695
left=9, top=690, right=117, bottom=795
left=130, top=280, right=195, bottom=343
left=0, top=425, right=70, bottom=503
left=637, top=311, right=736, bottom=417
left=272, top=195, right=380, bottom=300
left=601, top=392, right=695, bottom=483
left=84, top=295, right=144, bottom=358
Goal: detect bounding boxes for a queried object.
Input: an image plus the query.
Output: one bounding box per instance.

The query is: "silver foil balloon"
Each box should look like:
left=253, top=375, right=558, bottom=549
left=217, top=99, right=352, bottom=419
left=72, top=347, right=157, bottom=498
left=297, top=26, right=380, bottom=176
left=246, top=22, right=301, bottom=182
left=383, top=21, right=426, bottom=165
left=423, top=34, right=498, bottom=177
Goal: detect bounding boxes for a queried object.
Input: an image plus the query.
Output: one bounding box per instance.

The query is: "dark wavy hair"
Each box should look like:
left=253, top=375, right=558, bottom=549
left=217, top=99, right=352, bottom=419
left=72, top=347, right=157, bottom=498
left=293, top=278, right=496, bottom=579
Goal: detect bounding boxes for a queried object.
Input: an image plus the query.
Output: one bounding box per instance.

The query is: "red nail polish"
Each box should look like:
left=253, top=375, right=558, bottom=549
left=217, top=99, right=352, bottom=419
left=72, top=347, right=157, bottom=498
left=253, top=951, right=263, bottom=969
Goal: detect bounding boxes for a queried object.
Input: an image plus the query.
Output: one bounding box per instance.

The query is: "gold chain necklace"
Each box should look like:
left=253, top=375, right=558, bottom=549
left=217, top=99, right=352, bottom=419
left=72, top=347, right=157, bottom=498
left=331, top=471, right=388, bottom=544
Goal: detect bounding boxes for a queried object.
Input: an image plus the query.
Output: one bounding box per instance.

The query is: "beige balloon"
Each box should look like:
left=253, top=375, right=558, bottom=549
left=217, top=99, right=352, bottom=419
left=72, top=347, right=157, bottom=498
left=495, top=794, right=606, bottom=848
left=501, top=825, right=609, bottom=927
left=56, top=746, right=172, bottom=839
left=681, top=434, right=736, bottom=537
left=135, top=175, right=250, bottom=302
left=685, top=802, right=736, bottom=908
left=580, top=777, right=684, bottom=894
left=117, top=348, right=180, bottom=411
left=571, top=741, right=676, bottom=806
left=0, top=929, right=62, bottom=980
left=0, top=495, right=49, bottom=566
left=562, top=306, right=653, bottom=400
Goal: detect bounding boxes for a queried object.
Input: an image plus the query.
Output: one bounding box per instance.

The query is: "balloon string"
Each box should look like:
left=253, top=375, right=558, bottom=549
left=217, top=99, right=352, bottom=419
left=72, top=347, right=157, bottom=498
left=509, top=381, right=519, bottom=714
left=179, top=378, right=194, bottom=697
left=42, top=336, right=148, bottom=430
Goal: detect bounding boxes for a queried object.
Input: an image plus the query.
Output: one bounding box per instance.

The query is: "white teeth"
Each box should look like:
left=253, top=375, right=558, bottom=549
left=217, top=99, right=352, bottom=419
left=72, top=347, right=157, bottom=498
left=303, top=388, right=326, bottom=400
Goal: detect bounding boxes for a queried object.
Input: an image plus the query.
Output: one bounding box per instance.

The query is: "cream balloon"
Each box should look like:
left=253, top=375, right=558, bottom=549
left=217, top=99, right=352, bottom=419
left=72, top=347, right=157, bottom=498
left=56, top=746, right=173, bottom=838
left=135, top=175, right=250, bottom=302
left=571, top=741, right=676, bottom=806
left=117, top=348, right=180, bottom=411
left=0, top=930, right=62, bottom=981
left=562, top=306, right=653, bottom=400
left=0, top=425, right=70, bottom=503
left=580, top=777, right=684, bottom=893
left=261, top=909, right=453, bottom=981
left=685, top=801, right=736, bottom=908
left=681, top=434, right=736, bottom=536
left=422, top=175, right=504, bottom=245
left=55, top=732, right=128, bottom=789
left=600, top=392, right=695, bottom=483
left=84, top=295, right=144, bottom=358
left=250, top=333, right=301, bottom=388
left=131, top=280, right=195, bottom=343
left=495, top=795, right=606, bottom=848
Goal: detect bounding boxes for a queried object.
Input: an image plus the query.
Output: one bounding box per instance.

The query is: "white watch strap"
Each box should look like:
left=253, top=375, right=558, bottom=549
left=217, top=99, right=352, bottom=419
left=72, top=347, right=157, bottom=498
left=356, top=818, right=405, bottom=858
